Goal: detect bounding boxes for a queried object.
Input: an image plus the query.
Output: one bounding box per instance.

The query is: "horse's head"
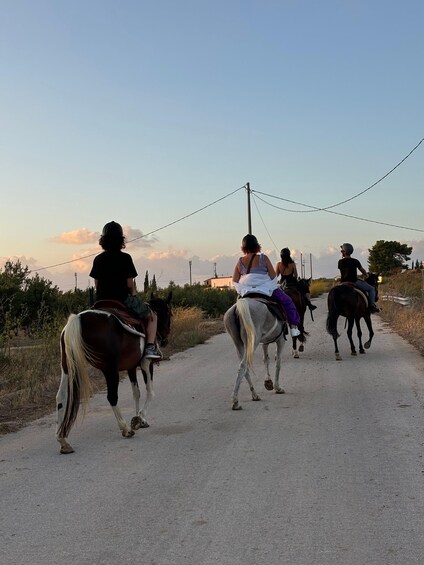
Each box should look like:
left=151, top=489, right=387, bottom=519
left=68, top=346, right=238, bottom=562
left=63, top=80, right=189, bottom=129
left=149, top=292, right=173, bottom=346
left=297, top=277, right=311, bottom=294
left=365, top=273, right=379, bottom=302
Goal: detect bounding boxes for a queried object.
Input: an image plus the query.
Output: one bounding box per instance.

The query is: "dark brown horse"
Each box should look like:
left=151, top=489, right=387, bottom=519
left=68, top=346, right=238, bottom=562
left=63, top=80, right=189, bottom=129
left=56, top=293, right=172, bottom=454
left=283, top=278, right=311, bottom=358
left=326, top=275, right=379, bottom=360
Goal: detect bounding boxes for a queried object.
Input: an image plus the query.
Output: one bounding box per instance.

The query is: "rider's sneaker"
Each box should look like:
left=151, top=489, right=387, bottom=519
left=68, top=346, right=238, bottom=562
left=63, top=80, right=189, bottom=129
left=290, top=327, right=301, bottom=337
left=370, top=305, right=380, bottom=314
left=144, top=343, right=162, bottom=359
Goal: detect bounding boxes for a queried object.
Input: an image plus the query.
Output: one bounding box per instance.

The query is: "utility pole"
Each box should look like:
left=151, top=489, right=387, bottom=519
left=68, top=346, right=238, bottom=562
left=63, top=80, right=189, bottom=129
left=189, top=260, right=192, bottom=285
left=309, top=253, right=313, bottom=279
left=214, top=262, right=217, bottom=278
left=74, top=272, right=78, bottom=291
left=246, top=182, right=252, bottom=234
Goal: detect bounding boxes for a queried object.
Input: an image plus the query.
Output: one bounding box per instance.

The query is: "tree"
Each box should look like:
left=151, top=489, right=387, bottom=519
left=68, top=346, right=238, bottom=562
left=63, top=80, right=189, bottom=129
left=368, top=240, right=412, bottom=275
left=151, top=274, right=157, bottom=293
left=415, top=260, right=420, bottom=270
left=143, top=270, right=149, bottom=293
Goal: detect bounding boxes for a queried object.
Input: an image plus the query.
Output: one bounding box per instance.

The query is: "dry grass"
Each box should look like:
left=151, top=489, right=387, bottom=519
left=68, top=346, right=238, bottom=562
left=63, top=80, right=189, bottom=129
left=0, top=306, right=224, bottom=434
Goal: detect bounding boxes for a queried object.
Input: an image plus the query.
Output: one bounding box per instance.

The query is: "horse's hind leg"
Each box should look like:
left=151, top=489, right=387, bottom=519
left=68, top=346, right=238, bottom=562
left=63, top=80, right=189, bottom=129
left=244, top=368, right=261, bottom=402
left=363, top=315, right=374, bottom=350
left=274, top=337, right=286, bottom=394
left=355, top=318, right=365, bottom=354
left=292, top=336, right=299, bottom=359
left=347, top=318, right=357, bottom=356
left=262, top=344, right=274, bottom=391
left=105, top=371, right=134, bottom=438
left=55, top=369, right=75, bottom=454
left=130, top=361, right=154, bottom=430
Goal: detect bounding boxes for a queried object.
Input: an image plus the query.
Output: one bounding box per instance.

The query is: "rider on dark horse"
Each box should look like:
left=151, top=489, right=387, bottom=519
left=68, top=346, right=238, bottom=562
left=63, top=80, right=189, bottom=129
left=89, top=221, right=162, bottom=359
left=232, top=235, right=301, bottom=337
left=338, top=243, right=380, bottom=314
left=276, top=248, right=317, bottom=312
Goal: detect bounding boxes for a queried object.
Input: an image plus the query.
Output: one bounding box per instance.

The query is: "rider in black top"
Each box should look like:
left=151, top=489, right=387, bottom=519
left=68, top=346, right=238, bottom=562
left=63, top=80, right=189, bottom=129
left=89, top=221, right=162, bottom=359
left=338, top=243, right=380, bottom=313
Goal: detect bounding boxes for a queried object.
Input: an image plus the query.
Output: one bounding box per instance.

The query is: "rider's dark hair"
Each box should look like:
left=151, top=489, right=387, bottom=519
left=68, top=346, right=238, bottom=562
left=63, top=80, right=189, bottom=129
left=280, top=247, right=294, bottom=266
left=241, top=234, right=261, bottom=254
left=99, top=221, right=126, bottom=251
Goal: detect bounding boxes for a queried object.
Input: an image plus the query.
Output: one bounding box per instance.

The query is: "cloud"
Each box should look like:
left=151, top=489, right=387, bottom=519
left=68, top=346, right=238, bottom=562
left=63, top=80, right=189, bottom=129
left=50, top=228, right=100, bottom=245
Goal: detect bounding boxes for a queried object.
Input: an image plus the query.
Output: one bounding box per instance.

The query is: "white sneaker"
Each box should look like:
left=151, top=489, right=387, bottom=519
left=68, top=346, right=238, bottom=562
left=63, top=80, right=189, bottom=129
left=290, top=327, right=301, bottom=337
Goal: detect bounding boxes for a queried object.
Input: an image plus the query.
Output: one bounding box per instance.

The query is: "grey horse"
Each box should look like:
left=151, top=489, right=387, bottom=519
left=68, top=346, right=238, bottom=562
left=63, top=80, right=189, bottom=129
left=224, top=297, right=288, bottom=410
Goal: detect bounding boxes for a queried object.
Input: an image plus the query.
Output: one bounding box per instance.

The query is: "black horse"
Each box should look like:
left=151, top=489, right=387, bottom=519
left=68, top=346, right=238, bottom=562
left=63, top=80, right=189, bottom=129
left=283, top=278, right=311, bottom=358
left=326, top=274, right=379, bottom=360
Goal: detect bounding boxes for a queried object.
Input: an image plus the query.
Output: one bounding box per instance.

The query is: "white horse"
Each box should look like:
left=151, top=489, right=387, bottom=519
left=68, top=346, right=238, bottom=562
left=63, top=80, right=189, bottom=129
left=224, top=297, right=289, bottom=410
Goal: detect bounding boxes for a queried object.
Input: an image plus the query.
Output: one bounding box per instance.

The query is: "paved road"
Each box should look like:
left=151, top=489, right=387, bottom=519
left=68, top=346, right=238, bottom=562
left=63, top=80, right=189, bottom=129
left=1, top=295, right=424, bottom=565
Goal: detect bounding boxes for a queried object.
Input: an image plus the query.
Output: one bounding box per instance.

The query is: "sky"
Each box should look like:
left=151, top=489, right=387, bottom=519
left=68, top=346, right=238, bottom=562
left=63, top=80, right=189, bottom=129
left=1, top=0, right=423, bottom=291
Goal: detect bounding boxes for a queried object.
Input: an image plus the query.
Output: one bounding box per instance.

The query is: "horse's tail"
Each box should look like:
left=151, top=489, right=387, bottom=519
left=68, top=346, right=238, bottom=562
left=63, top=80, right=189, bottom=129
left=326, top=288, right=340, bottom=338
left=236, top=298, right=256, bottom=368
left=59, top=314, right=94, bottom=436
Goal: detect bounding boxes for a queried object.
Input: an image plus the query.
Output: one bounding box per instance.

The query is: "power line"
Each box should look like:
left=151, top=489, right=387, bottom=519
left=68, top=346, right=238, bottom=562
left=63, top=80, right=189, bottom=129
left=254, top=193, right=424, bottom=233
left=32, top=185, right=246, bottom=273
left=251, top=193, right=279, bottom=254
left=253, top=136, right=424, bottom=213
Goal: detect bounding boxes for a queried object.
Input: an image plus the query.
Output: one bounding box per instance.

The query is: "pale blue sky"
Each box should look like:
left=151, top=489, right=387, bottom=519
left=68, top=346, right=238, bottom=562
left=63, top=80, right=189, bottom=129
left=1, top=0, right=423, bottom=289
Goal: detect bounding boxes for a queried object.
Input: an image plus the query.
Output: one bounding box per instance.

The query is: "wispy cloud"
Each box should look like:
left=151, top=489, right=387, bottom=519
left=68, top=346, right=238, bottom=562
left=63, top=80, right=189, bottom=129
left=50, top=228, right=99, bottom=245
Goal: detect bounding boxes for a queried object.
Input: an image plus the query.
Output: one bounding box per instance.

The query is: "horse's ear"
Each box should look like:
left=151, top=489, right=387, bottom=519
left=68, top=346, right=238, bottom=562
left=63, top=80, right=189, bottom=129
left=167, top=291, right=172, bottom=303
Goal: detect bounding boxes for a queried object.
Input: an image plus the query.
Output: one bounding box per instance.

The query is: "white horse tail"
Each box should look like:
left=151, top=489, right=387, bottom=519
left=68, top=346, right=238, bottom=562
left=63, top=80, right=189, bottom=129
left=61, top=314, right=94, bottom=424
left=236, top=298, right=256, bottom=368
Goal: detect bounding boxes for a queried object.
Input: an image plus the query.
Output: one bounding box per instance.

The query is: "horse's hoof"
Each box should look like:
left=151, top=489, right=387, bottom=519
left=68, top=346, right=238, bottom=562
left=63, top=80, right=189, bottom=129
left=359, top=349, right=365, bottom=354
left=292, top=351, right=299, bottom=359
left=299, top=344, right=304, bottom=352
left=140, top=421, right=150, bottom=428
left=232, top=402, right=242, bottom=411
left=122, top=429, right=135, bottom=438
left=131, top=416, right=142, bottom=430
left=252, top=395, right=261, bottom=402
left=336, top=354, right=342, bottom=361
left=351, top=351, right=357, bottom=356
left=264, top=379, right=274, bottom=391
left=364, top=342, right=371, bottom=350
left=60, top=445, right=75, bottom=455
left=275, top=387, right=285, bottom=394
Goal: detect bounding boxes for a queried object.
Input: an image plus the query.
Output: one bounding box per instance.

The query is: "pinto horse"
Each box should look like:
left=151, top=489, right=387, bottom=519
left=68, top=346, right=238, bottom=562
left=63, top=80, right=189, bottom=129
left=326, top=275, right=379, bottom=360
left=56, top=293, right=172, bottom=454
left=224, top=297, right=293, bottom=410
left=283, top=278, right=311, bottom=358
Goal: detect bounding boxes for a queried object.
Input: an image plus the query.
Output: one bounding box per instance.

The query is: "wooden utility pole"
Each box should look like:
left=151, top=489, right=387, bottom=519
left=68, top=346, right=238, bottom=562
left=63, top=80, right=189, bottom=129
left=246, top=182, right=252, bottom=234
left=189, top=260, right=192, bottom=285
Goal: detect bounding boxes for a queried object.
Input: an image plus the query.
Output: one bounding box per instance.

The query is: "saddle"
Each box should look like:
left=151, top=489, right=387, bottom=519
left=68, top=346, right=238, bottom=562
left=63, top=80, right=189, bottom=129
left=92, top=300, right=147, bottom=335
left=241, top=293, right=287, bottom=323
left=339, top=283, right=369, bottom=307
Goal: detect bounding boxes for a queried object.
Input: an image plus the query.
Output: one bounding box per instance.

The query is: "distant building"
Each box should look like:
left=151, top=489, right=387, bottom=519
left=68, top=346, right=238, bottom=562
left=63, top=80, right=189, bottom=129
left=204, top=276, right=234, bottom=289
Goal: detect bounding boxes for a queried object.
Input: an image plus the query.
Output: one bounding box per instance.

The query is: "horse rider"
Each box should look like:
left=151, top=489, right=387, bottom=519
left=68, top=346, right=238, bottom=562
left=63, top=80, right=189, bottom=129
left=276, top=247, right=317, bottom=312
left=338, top=243, right=380, bottom=314
left=89, top=221, right=162, bottom=358
left=232, top=234, right=301, bottom=336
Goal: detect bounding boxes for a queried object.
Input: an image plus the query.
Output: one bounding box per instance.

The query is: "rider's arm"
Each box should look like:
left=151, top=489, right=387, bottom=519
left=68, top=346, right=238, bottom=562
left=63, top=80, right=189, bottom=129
left=232, top=264, right=241, bottom=283
left=264, top=255, right=277, bottom=278
left=127, top=278, right=136, bottom=295
left=275, top=262, right=281, bottom=276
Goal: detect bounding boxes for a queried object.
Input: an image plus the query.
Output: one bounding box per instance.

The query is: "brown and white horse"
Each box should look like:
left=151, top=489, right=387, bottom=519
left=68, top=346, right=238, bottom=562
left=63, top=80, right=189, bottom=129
left=56, top=293, right=172, bottom=454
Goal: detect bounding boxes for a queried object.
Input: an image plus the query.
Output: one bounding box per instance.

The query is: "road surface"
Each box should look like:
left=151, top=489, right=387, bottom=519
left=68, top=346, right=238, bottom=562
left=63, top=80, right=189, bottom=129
left=1, top=294, right=424, bottom=564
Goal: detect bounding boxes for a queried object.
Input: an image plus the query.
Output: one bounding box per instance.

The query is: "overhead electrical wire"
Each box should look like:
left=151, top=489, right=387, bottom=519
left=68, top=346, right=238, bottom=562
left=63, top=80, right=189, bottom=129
left=32, top=185, right=246, bottom=273
left=253, top=193, right=424, bottom=233
left=253, top=136, right=424, bottom=213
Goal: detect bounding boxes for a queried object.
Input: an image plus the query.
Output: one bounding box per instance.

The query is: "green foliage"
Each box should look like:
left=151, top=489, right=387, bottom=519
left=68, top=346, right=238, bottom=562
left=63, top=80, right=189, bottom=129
left=368, top=240, right=412, bottom=275
left=143, top=270, right=149, bottom=293
left=141, top=283, right=237, bottom=317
